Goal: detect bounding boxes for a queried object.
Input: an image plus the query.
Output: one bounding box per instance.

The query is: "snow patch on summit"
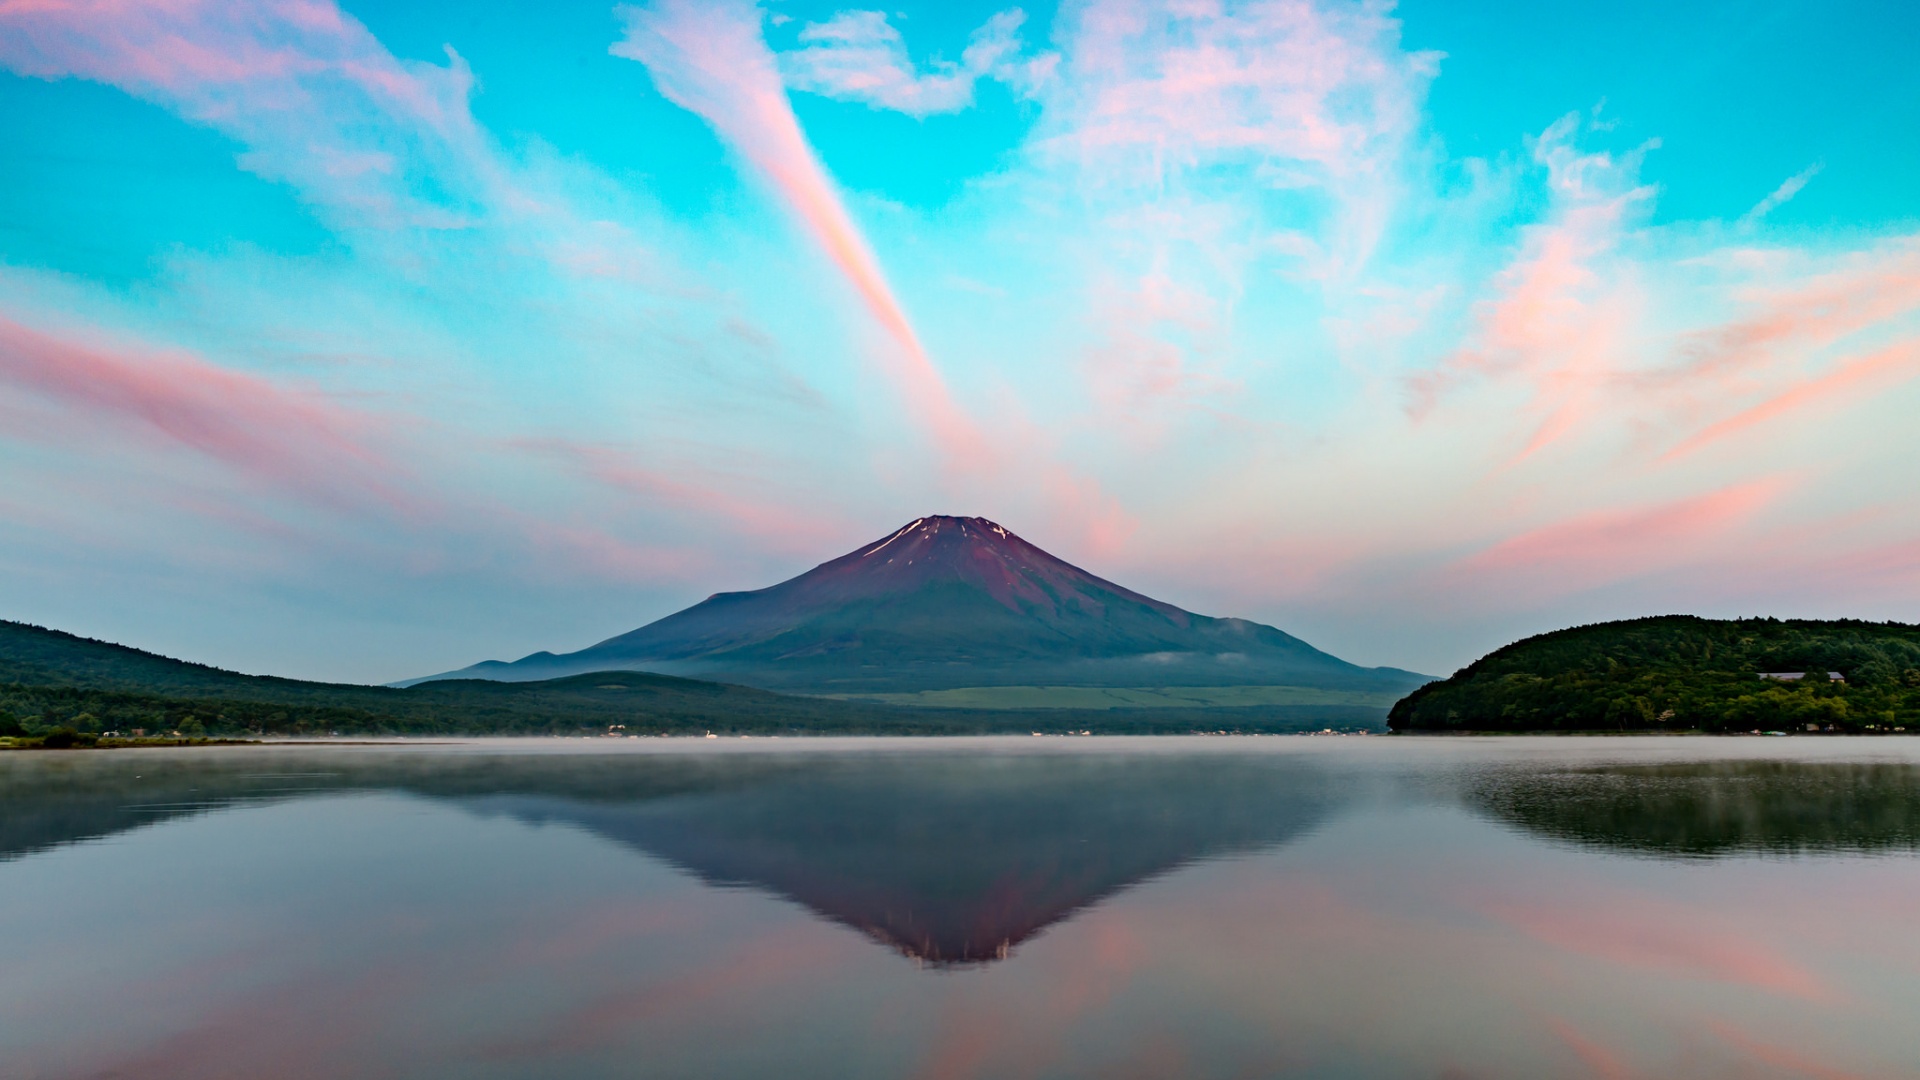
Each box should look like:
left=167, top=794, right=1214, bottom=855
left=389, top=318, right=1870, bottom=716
left=863, top=518, right=922, bottom=559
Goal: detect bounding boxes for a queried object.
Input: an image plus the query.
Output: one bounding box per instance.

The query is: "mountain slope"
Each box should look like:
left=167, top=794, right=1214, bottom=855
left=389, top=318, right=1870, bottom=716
left=424, top=515, right=1429, bottom=693
left=0, top=620, right=1395, bottom=736
left=0, top=620, right=939, bottom=735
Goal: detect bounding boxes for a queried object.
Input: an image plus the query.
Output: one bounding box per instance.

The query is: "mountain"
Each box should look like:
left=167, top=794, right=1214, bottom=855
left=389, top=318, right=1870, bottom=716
left=0, top=619, right=946, bottom=736
left=1389, top=615, right=1920, bottom=733
left=417, top=515, right=1429, bottom=694
left=0, top=748, right=1339, bottom=965
left=0, top=619, right=1391, bottom=737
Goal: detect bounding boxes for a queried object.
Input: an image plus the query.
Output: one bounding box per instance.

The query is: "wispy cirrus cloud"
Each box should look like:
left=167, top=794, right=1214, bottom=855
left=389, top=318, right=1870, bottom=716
left=1543, top=1017, right=1634, bottom=1080
left=0, top=0, right=855, bottom=597
left=1396, top=115, right=1920, bottom=482
left=612, top=0, right=985, bottom=467
left=1740, top=162, right=1823, bottom=227
left=0, top=0, right=489, bottom=228
left=512, top=437, right=853, bottom=557
left=0, top=315, right=405, bottom=511
left=0, top=0, right=703, bottom=311
left=1406, top=113, right=1656, bottom=468
left=1034, top=0, right=1440, bottom=278
left=1456, top=477, right=1789, bottom=590
left=1662, top=340, right=1920, bottom=462
left=780, top=8, right=1046, bottom=117
left=1702, top=1020, right=1870, bottom=1080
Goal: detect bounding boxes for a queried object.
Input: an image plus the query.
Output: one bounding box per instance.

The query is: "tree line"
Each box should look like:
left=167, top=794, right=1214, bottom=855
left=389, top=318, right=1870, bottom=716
left=1389, top=616, right=1920, bottom=732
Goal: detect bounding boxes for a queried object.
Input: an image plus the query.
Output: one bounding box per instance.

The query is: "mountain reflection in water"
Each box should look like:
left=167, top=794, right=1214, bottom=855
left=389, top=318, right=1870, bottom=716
left=479, top=755, right=1333, bottom=965
left=1467, top=759, right=1920, bottom=857
left=11, top=740, right=1920, bottom=1080
left=0, top=746, right=1334, bottom=966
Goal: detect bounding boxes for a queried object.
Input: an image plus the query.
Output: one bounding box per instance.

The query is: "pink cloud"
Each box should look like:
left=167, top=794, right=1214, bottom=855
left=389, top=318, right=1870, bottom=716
left=1078, top=272, right=1240, bottom=443
left=0, top=0, right=747, bottom=314
left=1646, top=243, right=1920, bottom=401
left=1403, top=133, right=1920, bottom=486
left=1046, top=0, right=1433, bottom=180
left=1458, top=477, right=1787, bottom=588
left=780, top=8, right=1034, bottom=117
left=0, top=316, right=404, bottom=510
left=612, top=0, right=985, bottom=467
left=518, top=521, right=714, bottom=585
left=513, top=437, right=852, bottom=557
left=1544, top=1016, right=1635, bottom=1080
left=1704, top=1020, right=1868, bottom=1080
left=0, top=0, right=492, bottom=228
left=1826, top=536, right=1920, bottom=591
left=1036, top=0, right=1438, bottom=277
left=1406, top=115, right=1654, bottom=469
left=1662, top=340, right=1920, bottom=461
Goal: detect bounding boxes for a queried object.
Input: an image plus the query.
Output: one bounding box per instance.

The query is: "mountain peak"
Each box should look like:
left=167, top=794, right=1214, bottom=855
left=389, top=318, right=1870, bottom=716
left=849, top=515, right=1033, bottom=568
left=861, top=515, right=1016, bottom=551
left=420, top=516, right=1429, bottom=694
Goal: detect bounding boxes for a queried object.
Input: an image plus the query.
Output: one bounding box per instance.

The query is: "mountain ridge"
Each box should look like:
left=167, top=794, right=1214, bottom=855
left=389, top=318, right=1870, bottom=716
left=0, top=619, right=1403, bottom=736
left=415, top=515, right=1429, bottom=694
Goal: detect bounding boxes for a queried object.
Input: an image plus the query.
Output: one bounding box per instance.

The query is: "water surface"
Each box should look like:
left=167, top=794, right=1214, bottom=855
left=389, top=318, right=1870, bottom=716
left=5, top=736, right=1920, bottom=1079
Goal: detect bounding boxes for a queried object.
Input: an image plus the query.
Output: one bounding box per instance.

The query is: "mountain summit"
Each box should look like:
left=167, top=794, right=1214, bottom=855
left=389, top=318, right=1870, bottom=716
left=420, top=515, right=1426, bottom=693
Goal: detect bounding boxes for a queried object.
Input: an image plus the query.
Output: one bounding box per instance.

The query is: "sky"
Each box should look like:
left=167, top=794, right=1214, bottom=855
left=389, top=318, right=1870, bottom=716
left=2, top=0, right=1918, bottom=683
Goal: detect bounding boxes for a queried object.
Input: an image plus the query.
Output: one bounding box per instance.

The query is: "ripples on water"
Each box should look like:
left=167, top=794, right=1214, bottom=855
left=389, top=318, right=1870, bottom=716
left=4, top=737, right=1920, bottom=1078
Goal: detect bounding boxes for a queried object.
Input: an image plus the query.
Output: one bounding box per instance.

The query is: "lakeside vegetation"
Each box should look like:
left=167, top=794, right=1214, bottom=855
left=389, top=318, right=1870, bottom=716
left=0, top=620, right=1378, bottom=741
left=1389, top=616, right=1920, bottom=733
left=1, top=730, right=244, bottom=750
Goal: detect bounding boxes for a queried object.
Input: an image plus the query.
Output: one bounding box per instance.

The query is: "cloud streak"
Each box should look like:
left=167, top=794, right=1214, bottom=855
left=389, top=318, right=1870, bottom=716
left=780, top=8, right=1040, bottom=117
left=1453, top=478, right=1790, bottom=602
left=1662, top=341, right=1920, bottom=461
left=1741, top=163, right=1823, bottom=226
left=513, top=437, right=852, bottom=556
left=612, top=0, right=985, bottom=467
left=1034, top=0, right=1440, bottom=279
left=0, top=316, right=403, bottom=511
left=0, top=0, right=489, bottom=228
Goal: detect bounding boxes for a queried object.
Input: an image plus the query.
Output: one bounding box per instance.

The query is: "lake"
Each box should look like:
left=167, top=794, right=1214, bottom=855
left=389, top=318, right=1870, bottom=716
left=5, top=736, right=1920, bottom=1079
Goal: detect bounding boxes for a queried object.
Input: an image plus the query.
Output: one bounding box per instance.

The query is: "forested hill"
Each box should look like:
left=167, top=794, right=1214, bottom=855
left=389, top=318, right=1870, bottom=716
left=1388, top=616, right=1920, bottom=733
left=0, top=621, right=1373, bottom=739
left=0, top=620, right=943, bottom=737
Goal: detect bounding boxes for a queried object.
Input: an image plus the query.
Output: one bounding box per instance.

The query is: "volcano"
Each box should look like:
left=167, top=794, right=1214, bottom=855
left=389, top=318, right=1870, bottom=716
left=419, top=515, right=1425, bottom=694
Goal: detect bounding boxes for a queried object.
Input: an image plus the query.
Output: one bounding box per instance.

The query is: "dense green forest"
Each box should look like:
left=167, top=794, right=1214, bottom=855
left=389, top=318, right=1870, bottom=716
left=0, top=621, right=1370, bottom=741
left=0, top=619, right=1017, bottom=738
left=1389, top=616, right=1920, bottom=733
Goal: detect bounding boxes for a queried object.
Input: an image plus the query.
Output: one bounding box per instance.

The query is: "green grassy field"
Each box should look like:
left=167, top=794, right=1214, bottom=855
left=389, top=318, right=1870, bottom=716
left=825, top=685, right=1404, bottom=710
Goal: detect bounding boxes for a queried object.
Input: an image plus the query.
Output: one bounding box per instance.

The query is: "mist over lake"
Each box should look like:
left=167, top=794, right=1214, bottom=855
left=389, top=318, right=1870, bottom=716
left=6, top=737, right=1920, bottom=1079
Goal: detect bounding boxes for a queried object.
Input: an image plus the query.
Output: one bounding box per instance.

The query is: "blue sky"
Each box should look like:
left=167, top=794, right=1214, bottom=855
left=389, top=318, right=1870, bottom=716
left=2, top=0, right=1918, bottom=682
